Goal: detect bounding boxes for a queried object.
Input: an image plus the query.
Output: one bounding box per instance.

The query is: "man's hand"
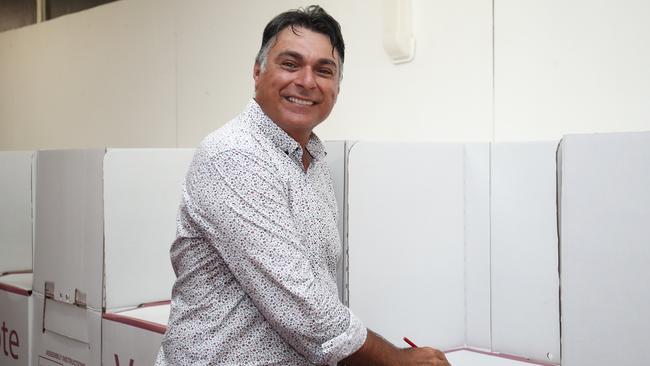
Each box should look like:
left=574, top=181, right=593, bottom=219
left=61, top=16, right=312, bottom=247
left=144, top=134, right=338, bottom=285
left=397, top=347, right=451, bottom=366
left=342, top=329, right=451, bottom=366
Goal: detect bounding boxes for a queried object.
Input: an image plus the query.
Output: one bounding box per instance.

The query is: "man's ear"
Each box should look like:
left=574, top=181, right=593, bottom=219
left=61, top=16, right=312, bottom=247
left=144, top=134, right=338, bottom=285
left=253, top=62, right=261, bottom=88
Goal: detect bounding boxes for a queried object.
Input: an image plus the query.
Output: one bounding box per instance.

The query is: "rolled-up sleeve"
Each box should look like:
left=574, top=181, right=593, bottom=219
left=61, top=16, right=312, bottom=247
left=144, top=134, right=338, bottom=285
left=183, top=146, right=366, bottom=364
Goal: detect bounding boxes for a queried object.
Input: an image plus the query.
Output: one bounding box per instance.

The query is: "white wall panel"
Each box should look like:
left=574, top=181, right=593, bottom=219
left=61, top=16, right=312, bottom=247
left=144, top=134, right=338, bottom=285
left=490, top=142, right=560, bottom=364
left=348, top=142, right=466, bottom=350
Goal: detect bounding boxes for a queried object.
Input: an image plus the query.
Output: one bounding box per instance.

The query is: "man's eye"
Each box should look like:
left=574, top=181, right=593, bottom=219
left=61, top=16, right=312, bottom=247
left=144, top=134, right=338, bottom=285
left=318, top=68, right=335, bottom=77
left=281, top=61, right=297, bottom=69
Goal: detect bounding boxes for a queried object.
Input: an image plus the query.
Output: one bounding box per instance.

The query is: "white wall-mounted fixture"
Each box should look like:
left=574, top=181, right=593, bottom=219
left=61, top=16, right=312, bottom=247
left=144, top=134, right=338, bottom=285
left=383, top=0, right=416, bottom=64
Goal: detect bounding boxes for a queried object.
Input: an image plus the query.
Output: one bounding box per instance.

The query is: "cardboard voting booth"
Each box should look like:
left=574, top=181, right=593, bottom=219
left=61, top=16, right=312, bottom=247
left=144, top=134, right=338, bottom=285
left=347, top=141, right=560, bottom=365
left=31, top=144, right=349, bottom=365
left=0, top=151, right=35, bottom=366
left=32, top=149, right=194, bottom=366
left=26, top=134, right=650, bottom=365
left=558, top=132, right=650, bottom=366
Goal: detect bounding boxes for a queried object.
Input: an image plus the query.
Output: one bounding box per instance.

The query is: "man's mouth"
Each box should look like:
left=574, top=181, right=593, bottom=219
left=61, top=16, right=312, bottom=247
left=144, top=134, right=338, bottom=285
left=285, top=96, right=315, bottom=106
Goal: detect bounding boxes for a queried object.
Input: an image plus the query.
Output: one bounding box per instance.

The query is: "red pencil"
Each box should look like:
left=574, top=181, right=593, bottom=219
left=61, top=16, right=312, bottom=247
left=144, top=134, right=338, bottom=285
left=403, top=337, right=418, bottom=348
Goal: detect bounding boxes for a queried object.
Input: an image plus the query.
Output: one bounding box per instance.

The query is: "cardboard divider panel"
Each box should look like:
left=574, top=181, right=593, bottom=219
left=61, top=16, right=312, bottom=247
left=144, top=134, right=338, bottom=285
left=559, top=132, right=650, bottom=366
left=348, top=142, right=466, bottom=350
left=490, top=142, right=560, bottom=364
left=32, top=149, right=105, bottom=366
left=0, top=151, right=34, bottom=274
left=463, top=144, right=492, bottom=350
left=103, top=149, right=194, bottom=311
left=322, top=141, right=348, bottom=303
left=33, top=149, right=105, bottom=308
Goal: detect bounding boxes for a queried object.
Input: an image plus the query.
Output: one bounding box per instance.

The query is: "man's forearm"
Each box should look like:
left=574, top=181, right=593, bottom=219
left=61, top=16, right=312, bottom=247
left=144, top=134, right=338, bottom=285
left=341, top=329, right=452, bottom=366
left=342, top=329, right=401, bottom=366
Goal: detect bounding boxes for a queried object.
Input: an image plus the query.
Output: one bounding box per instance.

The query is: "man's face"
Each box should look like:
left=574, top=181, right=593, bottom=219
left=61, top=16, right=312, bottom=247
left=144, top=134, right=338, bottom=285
left=254, top=26, right=341, bottom=143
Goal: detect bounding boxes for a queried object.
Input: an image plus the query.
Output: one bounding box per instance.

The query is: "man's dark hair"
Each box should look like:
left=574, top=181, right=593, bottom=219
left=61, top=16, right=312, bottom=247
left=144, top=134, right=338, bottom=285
left=255, top=5, right=345, bottom=76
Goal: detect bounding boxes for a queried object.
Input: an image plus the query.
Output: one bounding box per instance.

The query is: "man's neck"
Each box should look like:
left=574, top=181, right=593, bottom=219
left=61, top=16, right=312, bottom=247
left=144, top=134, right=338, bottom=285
left=301, top=147, right=312, bottom=171
left=283, top=129, right=313, bottom=171
left=288, top=130, right=311, bottom=149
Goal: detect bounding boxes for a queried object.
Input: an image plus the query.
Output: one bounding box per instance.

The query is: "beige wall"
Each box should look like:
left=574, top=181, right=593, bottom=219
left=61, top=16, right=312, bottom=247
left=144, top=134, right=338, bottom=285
left=0, top=0, right=649, bottom=149
left=494, top=0, right=650, bottom=141
left=0, top=0, right=177, bottom=149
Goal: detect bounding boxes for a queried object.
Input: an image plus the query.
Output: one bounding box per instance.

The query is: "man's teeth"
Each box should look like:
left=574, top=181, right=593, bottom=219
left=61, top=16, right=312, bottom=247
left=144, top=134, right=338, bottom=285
left=287, top=97, right=314, bottom=106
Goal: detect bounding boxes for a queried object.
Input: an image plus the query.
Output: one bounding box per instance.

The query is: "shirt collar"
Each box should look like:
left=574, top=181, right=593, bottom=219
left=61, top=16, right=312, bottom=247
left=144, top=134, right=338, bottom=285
left=243, top=99, right=327, bottom=162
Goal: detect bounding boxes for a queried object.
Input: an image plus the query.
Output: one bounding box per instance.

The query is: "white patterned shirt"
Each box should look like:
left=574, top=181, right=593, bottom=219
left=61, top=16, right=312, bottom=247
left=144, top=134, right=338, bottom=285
left=156, top=100, right=366, bottom=365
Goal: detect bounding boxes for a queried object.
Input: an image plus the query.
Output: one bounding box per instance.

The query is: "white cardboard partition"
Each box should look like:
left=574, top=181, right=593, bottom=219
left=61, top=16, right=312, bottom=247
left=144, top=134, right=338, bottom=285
left=33, top=149, right=105, bottom=366
left=463, top=144, right=492, bottom=350
left=348, top=142, right=467, bottom=350
left=102, top=304, right=170, bottom=366
left=490, top=142, right=560, bottom=364
left=0, top=274, right=32, bottom=366
left=33, top=149, right=105, bottom=309
left=103, top=149, right=194, bottom=311
left=0, top=151, right=34, bottom=274
left=101, top=149, right=192, bottom=364
left=558, top=132, right=650, bottom=366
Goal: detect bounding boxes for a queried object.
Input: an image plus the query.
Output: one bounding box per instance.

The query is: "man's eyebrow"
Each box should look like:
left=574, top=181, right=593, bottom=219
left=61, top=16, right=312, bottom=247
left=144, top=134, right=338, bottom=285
left=318, top=58, right=338, bottom=69
left=277, top=51, right=338, bottom=70
left=277, top=50, right=304, bottom=60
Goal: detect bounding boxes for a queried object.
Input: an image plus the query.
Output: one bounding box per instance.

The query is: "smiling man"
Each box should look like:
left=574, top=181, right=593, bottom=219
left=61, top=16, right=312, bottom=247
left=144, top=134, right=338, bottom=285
left=156, top=6, right=450, bottom=366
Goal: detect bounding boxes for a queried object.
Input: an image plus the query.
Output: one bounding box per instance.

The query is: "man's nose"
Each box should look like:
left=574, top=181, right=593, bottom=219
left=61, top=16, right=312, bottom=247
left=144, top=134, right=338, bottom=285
left=295, top=67, right=317, bottom=89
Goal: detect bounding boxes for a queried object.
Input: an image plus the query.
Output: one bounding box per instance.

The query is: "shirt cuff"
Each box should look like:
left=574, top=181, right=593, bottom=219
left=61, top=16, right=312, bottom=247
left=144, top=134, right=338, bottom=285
left=321, top=308, right=367, bottom=365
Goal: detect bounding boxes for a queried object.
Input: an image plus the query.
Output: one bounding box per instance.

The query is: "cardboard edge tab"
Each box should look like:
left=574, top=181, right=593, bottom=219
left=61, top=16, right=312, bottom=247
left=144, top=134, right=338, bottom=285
left=102, top=313, right=167, bottom=335
left=0, top=282, right=32, bottom=297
